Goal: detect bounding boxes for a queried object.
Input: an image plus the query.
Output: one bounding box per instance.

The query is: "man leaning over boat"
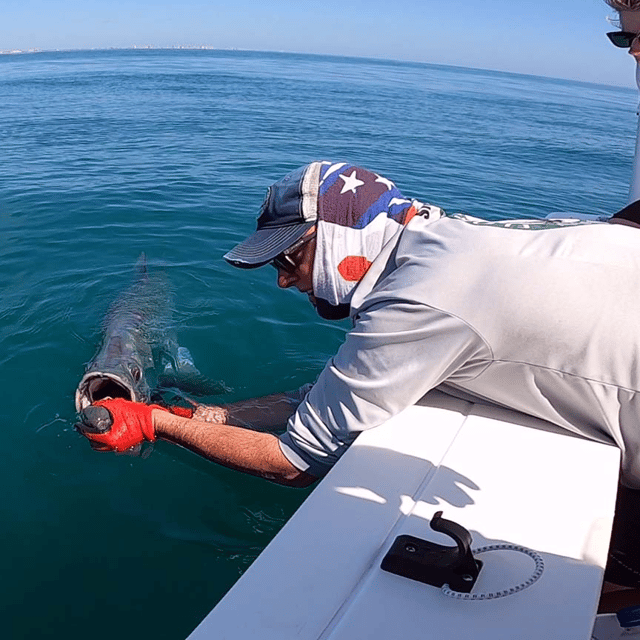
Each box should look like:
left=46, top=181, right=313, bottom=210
left=77, top=160, right=640, bottom=596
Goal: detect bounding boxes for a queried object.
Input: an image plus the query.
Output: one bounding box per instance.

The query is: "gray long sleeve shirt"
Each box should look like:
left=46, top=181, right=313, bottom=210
left=279, top=214, right=640, bottom=487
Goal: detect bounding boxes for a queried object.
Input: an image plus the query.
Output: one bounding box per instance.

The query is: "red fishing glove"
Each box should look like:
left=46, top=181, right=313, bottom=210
left=79, top=398, right=193, bottom=452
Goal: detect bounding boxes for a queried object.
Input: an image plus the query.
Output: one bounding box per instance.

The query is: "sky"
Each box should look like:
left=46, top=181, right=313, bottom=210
left=2, top=0, right=638, bottom=88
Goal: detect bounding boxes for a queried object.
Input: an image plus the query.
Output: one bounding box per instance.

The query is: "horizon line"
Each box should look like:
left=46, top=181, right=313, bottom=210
left=1, top=45, right=636, bottom=91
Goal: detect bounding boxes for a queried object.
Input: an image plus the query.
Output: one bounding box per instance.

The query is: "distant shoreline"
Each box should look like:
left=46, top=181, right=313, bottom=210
left=0, top=45, right=233, bottom=55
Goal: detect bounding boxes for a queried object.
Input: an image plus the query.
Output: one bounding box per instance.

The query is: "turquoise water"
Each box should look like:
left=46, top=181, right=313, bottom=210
left=1, top=49, right=637, bottom=638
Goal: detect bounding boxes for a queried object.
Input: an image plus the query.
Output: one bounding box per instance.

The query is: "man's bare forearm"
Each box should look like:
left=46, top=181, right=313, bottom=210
left=153, top=409, right=316, bottom=487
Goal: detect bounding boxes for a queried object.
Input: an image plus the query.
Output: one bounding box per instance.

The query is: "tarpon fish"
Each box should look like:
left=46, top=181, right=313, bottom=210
left=75, top=253, right=225, bottom=437
left=75, top=253, right=171, bottom=413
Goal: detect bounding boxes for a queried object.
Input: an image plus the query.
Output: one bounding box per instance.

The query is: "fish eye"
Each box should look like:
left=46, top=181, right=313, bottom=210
left=130, top=365, right=142, bottom=382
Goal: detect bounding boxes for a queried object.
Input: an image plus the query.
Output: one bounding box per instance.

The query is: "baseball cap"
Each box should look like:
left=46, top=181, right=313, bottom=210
left=223, top=162, right=322, bottom=268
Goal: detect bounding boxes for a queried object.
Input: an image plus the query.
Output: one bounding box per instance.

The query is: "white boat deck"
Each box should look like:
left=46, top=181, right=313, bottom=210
left=189, top=391, right=621, bottom=640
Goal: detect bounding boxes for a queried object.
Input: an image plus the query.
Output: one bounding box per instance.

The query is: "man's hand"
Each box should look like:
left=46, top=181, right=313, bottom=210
left=76, top=397, right=315, bottom=487
left=76, top=398, right=193, bottom=452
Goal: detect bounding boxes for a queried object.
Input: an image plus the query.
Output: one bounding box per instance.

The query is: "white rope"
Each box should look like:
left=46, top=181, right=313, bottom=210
left=441, top=544, right=545, bottom=600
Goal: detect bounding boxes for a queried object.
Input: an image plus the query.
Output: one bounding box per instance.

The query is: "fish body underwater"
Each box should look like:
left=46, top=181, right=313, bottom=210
left=75, top=254, right=173, bottom=413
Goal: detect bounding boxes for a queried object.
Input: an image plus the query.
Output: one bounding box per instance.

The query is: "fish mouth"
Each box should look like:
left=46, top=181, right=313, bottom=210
left=75, top=372, right=137, bottom=413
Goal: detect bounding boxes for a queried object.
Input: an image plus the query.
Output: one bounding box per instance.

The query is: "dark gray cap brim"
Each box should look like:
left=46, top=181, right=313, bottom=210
left=223, top=221, right=315, bottom=268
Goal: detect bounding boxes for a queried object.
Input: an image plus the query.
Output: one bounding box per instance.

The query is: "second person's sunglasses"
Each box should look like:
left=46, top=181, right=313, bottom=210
left=607, top=31, right=640, bottom=48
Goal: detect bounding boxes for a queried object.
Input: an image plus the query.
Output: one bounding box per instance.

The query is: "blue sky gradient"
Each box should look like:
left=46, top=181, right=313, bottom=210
left=3, top=0, right=638, bottom=87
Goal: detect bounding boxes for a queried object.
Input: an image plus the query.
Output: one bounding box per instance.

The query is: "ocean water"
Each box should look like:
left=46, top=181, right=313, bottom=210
left=1, top=48, right=637, bottom=638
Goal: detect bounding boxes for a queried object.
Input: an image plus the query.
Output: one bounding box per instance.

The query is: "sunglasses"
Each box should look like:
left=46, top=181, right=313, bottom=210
left=607, top=31, right=640, bottom=48
left=271, top=231, right=316, bottom=273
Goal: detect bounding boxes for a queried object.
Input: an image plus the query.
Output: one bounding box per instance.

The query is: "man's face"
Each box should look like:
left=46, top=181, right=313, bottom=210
left=274, top=229, right=318, bottom=307
left=620, top=10, right=640, bottom=60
